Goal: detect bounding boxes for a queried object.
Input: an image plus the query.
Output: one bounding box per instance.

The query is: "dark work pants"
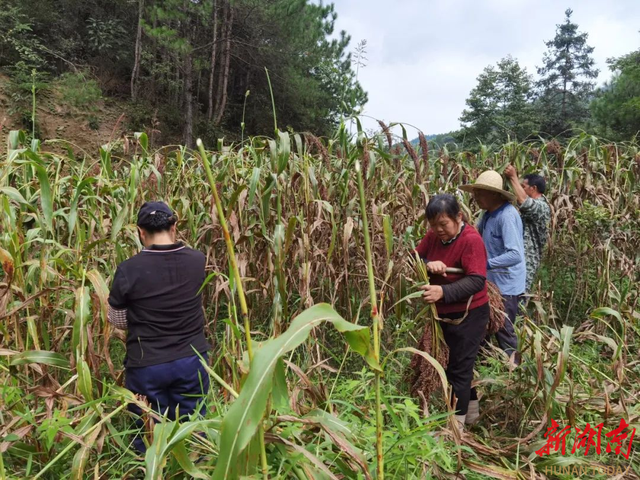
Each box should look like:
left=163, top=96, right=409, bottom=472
left=440, top=303, right=489, bottom=415
left=494, top=295, right=523, bottom=357
left=125, top=353, right=210, bottom=453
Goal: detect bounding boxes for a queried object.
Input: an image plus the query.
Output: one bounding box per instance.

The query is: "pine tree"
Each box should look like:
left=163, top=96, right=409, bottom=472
left=536, top=8, right=599, bottom=137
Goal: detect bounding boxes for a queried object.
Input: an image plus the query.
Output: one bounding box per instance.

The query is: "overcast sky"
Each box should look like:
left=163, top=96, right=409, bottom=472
left=332, top=0, right=639, bottom=136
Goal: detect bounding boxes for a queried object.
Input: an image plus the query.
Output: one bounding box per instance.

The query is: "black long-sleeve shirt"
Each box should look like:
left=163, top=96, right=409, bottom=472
left=441, top=275, right=486, bottom=304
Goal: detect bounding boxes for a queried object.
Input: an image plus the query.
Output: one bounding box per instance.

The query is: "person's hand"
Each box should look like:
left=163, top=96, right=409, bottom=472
left=420, top=285, right=444, bottom=303
left=504, top=164, right=518, bottom=180
left=426, top=261, right=448, bottom=276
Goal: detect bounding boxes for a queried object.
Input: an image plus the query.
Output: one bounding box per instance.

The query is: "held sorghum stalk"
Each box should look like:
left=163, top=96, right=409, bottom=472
left=355, top=160, right=384, bottom=479
left=197, top=139, right=269, bottom=479
left=413, top=252, right=444, bottom=355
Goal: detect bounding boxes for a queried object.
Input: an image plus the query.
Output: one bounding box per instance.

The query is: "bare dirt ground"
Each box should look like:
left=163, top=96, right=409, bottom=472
left=0, top=74, right=130, bottom=155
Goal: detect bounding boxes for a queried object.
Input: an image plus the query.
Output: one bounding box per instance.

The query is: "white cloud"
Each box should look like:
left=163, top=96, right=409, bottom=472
left=332, top=0, right=640, bottom=134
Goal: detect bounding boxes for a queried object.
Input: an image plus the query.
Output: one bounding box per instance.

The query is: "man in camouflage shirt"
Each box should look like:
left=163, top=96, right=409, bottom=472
left=504, top=165, right=551, bottom=292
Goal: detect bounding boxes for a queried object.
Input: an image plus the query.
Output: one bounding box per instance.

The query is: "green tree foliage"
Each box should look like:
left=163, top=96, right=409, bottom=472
left=536, top=9, right=599, bottom=137
left=0, top=6, right=51, bottom=128
left=591, top=48, right=640, bottom=140
left=0, top=0, right=367, bottom=141
left=224, top=0, right=367, bottom=135
left=458, top=56, right=536, bottom=145
left=0, top=6, right=46, bottom=71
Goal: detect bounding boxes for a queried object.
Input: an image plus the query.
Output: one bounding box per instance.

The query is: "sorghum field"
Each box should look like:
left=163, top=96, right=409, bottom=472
left=1, top=124, right=639, bottom=479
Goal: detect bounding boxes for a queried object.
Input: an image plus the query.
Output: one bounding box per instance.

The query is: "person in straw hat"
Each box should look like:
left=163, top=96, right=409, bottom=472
left=460, top=170, right=525, bottom=361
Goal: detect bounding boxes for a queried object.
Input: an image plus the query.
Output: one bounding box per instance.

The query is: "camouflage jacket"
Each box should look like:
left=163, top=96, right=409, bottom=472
left=519, top=196, right=551, bottom=292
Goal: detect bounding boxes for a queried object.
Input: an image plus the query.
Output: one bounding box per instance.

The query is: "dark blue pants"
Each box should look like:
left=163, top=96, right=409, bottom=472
left=125, top=354, right=210, bottom=452
left=494, top=295, right=523, bottom=358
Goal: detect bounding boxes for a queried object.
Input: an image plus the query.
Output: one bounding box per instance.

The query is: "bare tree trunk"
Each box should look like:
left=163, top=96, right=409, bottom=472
left=175, top=64, right=181, bottom=105
left=214, top=0, right=233, bottom=126
left=207, top=0, right=219, bottom=121
left=152, top=15, right=158, bottom=99
left=213, top=0, right=228, bottom=121
left=131, top=0, right=144, bottom=101
left=182, top=4, right=195, bottom=150
left=561, top=45, right=569, bottom=126
left=561, top=80, right=567, bottom=125
left=196, top=65, right=201, bottom=102
left=183, top=50, right=194, bottom=148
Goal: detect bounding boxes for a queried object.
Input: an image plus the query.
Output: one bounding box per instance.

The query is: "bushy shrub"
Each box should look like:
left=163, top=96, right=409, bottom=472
left=57, top=70, right=102, bottom=110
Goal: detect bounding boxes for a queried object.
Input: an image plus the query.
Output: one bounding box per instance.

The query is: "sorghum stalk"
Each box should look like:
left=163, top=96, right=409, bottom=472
left=355, top=160, right=384, bottom=479
left=197, top=139, right=268, bottom=479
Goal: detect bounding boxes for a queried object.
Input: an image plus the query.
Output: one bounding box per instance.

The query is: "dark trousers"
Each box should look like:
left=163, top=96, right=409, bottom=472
left=494, top=295, right=522, bottom=357
left=440, top=303, right=489, bottom=415
left=125, top=353, right=210, bottom=452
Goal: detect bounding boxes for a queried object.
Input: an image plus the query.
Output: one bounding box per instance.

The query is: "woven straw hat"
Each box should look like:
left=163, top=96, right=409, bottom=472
left=459, top=170, right=515, bottom=202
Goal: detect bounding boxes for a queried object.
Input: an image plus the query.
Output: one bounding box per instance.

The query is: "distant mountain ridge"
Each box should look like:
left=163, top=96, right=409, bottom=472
left=409, top=134, right=437, bottom=145
left=408, top=132, right=458, bottom=146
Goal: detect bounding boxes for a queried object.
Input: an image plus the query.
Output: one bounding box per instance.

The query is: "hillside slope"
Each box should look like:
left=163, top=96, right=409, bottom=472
left=0, top=74, right=138, bottom=154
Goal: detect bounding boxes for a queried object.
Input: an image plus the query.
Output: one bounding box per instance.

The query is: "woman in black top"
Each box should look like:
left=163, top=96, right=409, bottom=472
left=108, top=201, right=210, bottom=453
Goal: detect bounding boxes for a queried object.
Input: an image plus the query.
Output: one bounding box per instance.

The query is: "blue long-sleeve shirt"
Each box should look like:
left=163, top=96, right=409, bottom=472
left=477, top=202, right=526, bottom=296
